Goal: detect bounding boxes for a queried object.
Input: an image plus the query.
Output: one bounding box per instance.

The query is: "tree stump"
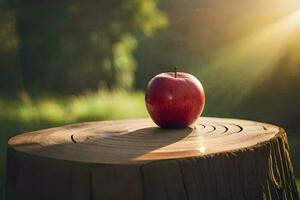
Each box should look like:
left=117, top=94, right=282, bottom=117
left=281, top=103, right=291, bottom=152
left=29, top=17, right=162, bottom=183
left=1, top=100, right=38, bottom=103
left=6, top=117, right=299, bottom=200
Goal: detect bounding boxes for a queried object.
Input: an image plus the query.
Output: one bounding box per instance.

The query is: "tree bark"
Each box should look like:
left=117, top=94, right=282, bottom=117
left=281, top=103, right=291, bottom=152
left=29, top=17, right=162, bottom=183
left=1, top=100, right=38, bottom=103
left=6, top=118, right=299, bottom=200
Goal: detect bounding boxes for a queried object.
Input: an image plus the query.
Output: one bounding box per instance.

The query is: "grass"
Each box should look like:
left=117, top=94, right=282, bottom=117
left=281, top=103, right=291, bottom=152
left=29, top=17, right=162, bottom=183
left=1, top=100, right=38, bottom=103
left=1, top=90, right=147, bottom=125
left=0, top=90, right=299, bottom=198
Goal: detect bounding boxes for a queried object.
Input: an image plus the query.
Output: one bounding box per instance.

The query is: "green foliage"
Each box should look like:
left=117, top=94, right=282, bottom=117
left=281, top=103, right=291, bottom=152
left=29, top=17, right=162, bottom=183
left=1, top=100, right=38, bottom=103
left=0, top=90, right=147, bottom=127
left=0, top=0, right=167, bottom=93
left=133, top=0, right=168, bottom=36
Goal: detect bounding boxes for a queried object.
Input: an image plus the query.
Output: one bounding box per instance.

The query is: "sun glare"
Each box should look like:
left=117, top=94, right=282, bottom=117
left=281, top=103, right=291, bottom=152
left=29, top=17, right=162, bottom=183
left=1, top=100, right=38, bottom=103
left=199, top=7, right=300, bottom=114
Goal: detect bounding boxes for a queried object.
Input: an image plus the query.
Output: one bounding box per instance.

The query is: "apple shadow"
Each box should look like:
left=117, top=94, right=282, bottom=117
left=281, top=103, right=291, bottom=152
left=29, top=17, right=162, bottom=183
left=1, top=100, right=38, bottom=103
left=78, top=126, right=194, bottom=162
left=13, top=126, right=194, bottom=164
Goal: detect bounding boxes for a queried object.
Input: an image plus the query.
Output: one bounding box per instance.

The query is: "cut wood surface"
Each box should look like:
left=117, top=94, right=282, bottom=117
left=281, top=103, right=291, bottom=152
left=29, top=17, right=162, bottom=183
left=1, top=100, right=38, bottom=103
left=6, top=117, right=299, bottom=200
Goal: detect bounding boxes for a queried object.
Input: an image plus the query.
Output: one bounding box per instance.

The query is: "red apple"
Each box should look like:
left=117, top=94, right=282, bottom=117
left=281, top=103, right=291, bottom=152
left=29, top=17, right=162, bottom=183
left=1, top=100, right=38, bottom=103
left=145, top=71, right=205, bottom=128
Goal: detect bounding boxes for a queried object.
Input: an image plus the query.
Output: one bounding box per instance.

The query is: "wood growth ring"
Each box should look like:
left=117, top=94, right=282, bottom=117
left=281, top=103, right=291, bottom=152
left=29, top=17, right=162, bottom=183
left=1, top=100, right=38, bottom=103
left=9, top=117, right=278, bottom=164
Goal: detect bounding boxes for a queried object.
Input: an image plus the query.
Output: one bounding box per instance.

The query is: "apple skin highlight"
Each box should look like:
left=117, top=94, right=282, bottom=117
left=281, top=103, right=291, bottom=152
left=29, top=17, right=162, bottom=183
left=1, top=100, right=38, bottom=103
left=145, top=72, right=205, bottom=128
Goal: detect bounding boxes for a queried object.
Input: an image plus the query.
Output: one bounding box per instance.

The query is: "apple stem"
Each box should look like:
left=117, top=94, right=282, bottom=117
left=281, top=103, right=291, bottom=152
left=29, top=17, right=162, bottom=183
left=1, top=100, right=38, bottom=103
left=174, top=66, right=177, bottom=78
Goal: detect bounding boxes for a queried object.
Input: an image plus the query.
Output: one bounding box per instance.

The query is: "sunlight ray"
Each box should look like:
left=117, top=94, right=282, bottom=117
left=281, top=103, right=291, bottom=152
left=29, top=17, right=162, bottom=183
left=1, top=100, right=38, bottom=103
left=198, top=8, right=300, bottom=114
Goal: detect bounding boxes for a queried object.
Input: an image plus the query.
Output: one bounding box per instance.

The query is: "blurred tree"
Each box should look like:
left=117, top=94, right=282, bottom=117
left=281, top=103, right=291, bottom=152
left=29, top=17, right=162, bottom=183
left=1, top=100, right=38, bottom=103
left=0, top=5, right=21, bottom=92
left=1, top=0, right=167, bottom=93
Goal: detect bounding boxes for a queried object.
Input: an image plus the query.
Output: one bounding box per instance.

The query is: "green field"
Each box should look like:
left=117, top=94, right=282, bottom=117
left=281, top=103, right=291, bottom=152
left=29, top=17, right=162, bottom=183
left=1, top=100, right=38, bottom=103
left=0, top=91, right=299, bottom=198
